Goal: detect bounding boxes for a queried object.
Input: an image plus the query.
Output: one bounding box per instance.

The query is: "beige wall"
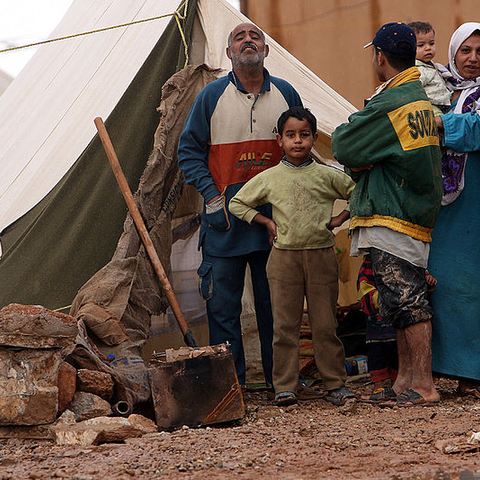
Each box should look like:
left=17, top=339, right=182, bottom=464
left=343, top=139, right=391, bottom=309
left=241, top=0, right=479, bottom=109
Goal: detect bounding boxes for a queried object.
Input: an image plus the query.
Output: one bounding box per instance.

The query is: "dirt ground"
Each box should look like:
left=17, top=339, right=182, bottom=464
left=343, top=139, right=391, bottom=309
left=2, top=377, right=480, bottom=480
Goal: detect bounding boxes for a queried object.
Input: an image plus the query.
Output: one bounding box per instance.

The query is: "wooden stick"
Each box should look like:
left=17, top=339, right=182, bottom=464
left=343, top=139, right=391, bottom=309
left=94, top=117, right=197, bottom=348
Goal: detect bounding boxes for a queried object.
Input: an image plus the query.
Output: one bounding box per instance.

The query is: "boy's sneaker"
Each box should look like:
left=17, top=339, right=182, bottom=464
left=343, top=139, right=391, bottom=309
left=275, top=391, right=298, bottom=407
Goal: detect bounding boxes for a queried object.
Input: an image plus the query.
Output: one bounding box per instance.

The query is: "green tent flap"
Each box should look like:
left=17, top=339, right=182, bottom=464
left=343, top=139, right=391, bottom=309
left=0, top=0, right=198, bottom=310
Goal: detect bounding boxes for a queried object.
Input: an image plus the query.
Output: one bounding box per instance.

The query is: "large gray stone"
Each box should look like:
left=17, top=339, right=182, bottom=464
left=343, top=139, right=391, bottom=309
left=0, top=348, right=61, bottom=425
left=69, top=392, right=112, bottom=422
left=0, top=304, right=78, bottom=349
left=76, top=369, right=114, bottom=400
left=58, top=362, right=77, bottom=413
left=0, top=304, right=78, bottom=426
left=52, top=414, right=157, bottom=446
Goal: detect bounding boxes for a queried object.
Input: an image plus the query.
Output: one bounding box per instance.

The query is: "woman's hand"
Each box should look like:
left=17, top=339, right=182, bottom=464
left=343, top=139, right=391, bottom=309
left=426, top=271, right=438, bottom=286
left=435, top=115, right=444, bottom=142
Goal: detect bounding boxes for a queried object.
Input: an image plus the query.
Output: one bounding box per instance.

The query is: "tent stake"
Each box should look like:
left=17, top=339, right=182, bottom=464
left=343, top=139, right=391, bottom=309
left=94, top=117, right=198, bottom=348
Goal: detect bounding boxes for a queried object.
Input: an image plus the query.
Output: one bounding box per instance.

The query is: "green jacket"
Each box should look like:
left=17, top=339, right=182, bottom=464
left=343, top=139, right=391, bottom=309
left=331, top=67, right=442, bottom=242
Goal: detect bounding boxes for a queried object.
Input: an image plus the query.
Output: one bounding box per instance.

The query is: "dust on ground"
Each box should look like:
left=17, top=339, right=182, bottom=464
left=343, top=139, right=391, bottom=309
left=1, top=378, right=480, bottom=480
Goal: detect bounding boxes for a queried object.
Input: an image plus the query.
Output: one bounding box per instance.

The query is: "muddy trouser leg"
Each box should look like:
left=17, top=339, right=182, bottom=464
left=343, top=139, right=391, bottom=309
left=267, top=248, right=305, bottom=395
left=368, top=247, right=432, bottom=328
left=369, top=247, right=434, bottom=394
left=305, top=248, right=346, bottom=391
left=248, top=250, right=274, bottom=386
left=201, top=253, right=248, bottom=385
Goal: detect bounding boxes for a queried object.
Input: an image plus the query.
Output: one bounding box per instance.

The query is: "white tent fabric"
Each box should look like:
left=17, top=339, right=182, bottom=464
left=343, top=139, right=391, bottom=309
left=196, top=0, right=356, bottom=134
left=0, top=0, right=182, bottom=242
left=0, top=0, right=355, bottom=256
left=0, top=69, right=12, bottom=96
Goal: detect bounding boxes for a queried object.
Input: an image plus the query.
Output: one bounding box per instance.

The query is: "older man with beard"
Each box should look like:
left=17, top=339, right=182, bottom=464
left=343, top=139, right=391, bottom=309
left=178, top=23, right=303, bottom=392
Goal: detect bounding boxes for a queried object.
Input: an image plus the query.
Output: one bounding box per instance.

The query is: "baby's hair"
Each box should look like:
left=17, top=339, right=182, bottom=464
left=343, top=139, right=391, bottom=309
left=277, top=106, right=317, bottom=136
left=407, top=21, right=435, bottom=35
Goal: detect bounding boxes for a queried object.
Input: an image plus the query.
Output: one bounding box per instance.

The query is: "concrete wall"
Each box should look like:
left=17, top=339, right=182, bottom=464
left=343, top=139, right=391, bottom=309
left=241, top=0, right=479, bottom=109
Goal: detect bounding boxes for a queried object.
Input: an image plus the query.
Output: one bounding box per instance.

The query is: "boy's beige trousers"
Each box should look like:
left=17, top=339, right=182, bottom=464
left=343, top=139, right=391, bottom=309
left=266, top=247, right=347, bottom=394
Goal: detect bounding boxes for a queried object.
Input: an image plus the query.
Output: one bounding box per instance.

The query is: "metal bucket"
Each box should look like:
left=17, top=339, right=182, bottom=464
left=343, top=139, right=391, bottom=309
left=148, top=343, right=244, bottom=430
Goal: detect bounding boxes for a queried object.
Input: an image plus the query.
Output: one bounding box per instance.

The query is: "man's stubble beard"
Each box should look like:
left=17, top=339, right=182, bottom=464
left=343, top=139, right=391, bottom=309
left=231, top=49, right=266, bottom=69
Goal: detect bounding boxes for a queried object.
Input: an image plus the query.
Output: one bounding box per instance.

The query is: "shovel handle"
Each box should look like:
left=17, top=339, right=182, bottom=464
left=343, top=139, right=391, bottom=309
left=94, top=117, right=197, bottom=348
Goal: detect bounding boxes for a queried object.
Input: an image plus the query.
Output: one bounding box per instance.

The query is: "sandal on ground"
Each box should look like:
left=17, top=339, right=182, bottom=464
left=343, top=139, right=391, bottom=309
left=296, top=382, right=325, bottom=401
left=275, top=391, right=298, bottom=407
left=324, top=386, right=357, bottom=406
left=359, top=386, right=397, bottom=404
left=458, top=387, right=480, bottom=399
left=394, top=388, right=439, bottom=407
left=457, top=382, right=480, bottom=399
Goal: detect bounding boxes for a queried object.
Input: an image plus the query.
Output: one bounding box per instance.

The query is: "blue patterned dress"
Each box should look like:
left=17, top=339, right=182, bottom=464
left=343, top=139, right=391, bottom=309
left=429, top=99, right=480, bottom=380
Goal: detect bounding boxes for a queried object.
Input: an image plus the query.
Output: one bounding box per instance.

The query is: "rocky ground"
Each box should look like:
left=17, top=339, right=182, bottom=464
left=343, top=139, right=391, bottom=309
left=1, top=377, right=480, bottom=479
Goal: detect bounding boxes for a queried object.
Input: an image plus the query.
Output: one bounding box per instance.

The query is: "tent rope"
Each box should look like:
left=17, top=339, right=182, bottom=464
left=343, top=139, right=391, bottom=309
left=0, top=0, right=191, bottom=67
left=52, top=305, right=72, bottom=313
left=174, top=0, right=190, bottom=67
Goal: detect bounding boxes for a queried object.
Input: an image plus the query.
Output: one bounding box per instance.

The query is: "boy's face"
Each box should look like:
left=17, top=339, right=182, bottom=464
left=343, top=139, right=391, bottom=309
left=277, top=117, right=317, bottom=165
left=416, top=30, right=436, bottom=63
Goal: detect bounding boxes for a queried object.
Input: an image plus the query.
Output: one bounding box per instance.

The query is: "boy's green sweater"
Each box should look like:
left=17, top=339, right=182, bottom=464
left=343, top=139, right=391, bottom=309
left=229, top=161, right=354, bottom=250
left=331, top=67, right=442, bottom=242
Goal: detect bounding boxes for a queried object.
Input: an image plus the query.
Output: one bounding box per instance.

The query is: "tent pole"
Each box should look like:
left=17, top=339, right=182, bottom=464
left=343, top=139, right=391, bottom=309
left=94, top=117, right=198, bottom=348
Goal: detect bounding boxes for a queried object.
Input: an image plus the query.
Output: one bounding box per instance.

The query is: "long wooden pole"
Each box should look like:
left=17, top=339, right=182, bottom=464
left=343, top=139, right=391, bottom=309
left=94, top=117, right=197, bottom=348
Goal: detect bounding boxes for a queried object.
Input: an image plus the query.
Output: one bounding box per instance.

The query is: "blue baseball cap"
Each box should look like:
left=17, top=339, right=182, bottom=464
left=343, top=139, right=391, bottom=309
left=364, top=22, right=416, bottom=56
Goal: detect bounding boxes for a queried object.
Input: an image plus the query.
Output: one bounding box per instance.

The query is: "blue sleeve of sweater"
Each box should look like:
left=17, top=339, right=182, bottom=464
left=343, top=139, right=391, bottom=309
left=177, top=77, right=229, bottom=202
left=442, top=111, right=480, bottom=153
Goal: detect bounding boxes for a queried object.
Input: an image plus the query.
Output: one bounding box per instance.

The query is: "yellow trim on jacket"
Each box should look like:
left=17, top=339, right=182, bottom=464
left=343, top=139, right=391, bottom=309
left=349, top=214, right=433, bottom=242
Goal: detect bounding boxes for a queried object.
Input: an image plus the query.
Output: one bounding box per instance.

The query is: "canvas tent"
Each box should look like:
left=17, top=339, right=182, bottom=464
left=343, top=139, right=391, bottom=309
left=0, top=0, right=356, bottom=312
left=0, top=69, right=12, bottom=96
left=0, top=0, right=361, bottom=409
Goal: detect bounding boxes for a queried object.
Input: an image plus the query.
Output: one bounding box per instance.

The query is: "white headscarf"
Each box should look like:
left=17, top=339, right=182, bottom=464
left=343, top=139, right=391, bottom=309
left=441, top=22, right=480, bottom=113
left=438, top=22, right=480, bottom=205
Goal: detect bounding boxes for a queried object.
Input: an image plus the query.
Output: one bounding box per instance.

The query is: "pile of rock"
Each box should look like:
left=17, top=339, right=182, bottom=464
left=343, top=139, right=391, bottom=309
left=0, top=304, right=78, bottom=426
left=0, top=304, right=157, bottom=445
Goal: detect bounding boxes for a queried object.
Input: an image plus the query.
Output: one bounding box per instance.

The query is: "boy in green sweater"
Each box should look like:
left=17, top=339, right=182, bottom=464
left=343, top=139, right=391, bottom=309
left=229, top=107, right=356, bottom=407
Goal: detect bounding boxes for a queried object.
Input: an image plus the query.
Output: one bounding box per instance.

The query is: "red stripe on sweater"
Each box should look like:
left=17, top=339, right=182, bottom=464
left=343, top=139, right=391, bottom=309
left=209, top=140, right=283, bottom=191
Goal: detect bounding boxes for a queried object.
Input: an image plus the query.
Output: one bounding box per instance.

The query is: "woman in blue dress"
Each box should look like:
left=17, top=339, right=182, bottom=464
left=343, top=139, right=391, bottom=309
left=429, top=22, right=480, bottom=396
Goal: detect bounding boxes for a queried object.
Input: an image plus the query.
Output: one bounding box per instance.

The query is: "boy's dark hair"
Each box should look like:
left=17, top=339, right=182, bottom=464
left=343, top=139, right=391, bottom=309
left=277, top=106, right=317, bottom=136
left=374, top=46, right=415, bottom=71
left=407, top=21, right=435, bottom=35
